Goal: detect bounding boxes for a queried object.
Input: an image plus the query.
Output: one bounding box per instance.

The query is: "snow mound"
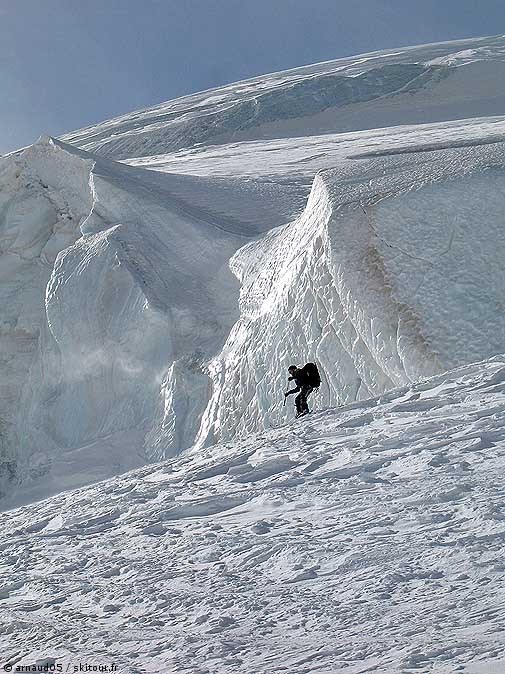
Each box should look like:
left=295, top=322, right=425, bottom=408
left=1, top=354, right=505, bottom=672
left=199, top=139, right=505, bottom=442
left=59, top=35, right=505, bottom=159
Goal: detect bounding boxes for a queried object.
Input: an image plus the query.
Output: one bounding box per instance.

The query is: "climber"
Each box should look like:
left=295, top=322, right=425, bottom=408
left=284, top=363, right=321, bottom=418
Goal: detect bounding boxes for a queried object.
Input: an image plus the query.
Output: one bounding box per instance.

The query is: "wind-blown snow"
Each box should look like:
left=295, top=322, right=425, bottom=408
left=1, top=356, right=505, bottom=672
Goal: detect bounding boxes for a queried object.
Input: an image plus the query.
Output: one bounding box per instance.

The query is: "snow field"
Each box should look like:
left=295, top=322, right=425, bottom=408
left=2, top=33, right=505, bottom=674
left=60, top=36, right=505, bottom=159
left=1, top=356, right=505, bottom=672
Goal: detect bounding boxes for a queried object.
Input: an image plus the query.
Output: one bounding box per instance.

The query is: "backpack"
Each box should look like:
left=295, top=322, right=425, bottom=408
left=303, top=362, right=321, bottom=388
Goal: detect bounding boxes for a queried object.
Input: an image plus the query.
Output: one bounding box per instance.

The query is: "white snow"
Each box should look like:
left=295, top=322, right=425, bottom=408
left=1, top=356, right=505, bottom=672
left=59, top=35, right=505, bottom=159
left=195, top=139, right=505, bottom=445
left=3, top=34, right=505, bottom=670
left=0, top=136, right=264, bottom=499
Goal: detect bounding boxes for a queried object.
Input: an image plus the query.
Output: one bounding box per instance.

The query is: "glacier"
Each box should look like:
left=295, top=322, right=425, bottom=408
left=60, top=35, right=505, bottom=158
left=2, top=36, right=505, bottom=504
left=197, top=141, right=505, bottom=444
left=2, top=32, right=505, bottom=674
left=0, top=137, right=252, bottom=499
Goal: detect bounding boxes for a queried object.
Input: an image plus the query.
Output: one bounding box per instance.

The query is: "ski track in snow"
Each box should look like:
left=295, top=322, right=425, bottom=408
left=1, top=357, right=505, bottom=673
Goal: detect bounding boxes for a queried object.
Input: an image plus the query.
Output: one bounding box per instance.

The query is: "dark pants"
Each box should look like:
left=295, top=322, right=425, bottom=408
left=295, top=385, right=313, bottom=415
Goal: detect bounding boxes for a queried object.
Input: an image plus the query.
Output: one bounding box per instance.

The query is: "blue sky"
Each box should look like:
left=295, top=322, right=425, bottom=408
left=1, top=0, right=504, bottom=153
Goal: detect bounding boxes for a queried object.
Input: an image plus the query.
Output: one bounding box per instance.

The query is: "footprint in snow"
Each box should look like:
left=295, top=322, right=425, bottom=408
left=389, top=398, right=453, bottom=413
left=0, top=580, right=25, bottom=599
left=38, top=509, right=121, bottom=536
left=230, top=457, right=297, bottom=483
left=429, top=453, right=451, bottom=467
left=140, top=523, right=168, bottom=536
left=437, top=483, right=473, bottom=502
left=100, top=566, right=122, bottom=578
left=205, top=616, right=237, bottom=633
left=102, top=603, right=121, bottom=614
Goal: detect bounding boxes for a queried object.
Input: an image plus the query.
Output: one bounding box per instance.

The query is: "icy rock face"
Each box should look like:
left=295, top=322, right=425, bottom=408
left=198, top=141, right=505, bottom=441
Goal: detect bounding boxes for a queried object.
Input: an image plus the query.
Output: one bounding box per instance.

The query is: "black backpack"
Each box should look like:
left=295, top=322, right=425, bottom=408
left=303, top=362, right=321, bottom=388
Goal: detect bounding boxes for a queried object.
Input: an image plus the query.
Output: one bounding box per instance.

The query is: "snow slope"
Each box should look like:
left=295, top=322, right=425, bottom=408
left=3, top=31, right=505, bottom=674
left=59, top=35, right=505, bottom=159
left=3, top=36, right=505, bottom=504
left=1, top=356, right=505, bottom=673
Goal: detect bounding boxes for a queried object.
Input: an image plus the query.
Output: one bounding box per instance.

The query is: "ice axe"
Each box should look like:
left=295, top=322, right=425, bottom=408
left=282, top=381, right=289, bottom=407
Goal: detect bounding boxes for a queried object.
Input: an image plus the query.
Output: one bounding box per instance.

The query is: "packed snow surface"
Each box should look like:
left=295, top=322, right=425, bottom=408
left=1, top=356, right=505, bottom=673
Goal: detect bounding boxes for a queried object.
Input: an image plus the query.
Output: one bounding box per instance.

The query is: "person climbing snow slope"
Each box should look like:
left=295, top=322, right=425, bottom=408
left=284, top=363, right=321, bottom=418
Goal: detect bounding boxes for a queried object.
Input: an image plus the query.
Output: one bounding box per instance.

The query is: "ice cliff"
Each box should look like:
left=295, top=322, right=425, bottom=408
left=0, top=137, right=244, bottom=498
left=2, top=36, right=505, bottom=503
left=197, top=142, right=505, bottom=443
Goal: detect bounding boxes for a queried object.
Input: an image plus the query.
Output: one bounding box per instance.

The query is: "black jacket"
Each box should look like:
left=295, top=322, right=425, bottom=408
left=286, top=369, right=311, bottom=395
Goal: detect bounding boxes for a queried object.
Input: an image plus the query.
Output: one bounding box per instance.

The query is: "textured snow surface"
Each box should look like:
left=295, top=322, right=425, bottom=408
left=3, top=33, right=505, bottom=674
left=1, top=357, right=505, bottom=673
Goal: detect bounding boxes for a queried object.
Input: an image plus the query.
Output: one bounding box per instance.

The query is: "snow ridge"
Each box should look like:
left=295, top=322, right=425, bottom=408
left=198, top=139, right=505, bottom=442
